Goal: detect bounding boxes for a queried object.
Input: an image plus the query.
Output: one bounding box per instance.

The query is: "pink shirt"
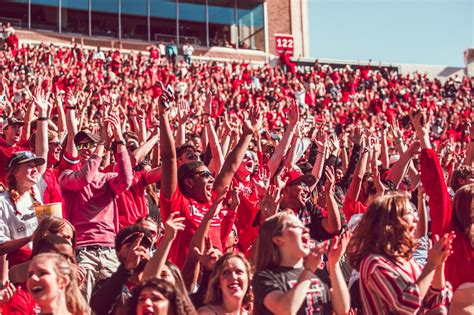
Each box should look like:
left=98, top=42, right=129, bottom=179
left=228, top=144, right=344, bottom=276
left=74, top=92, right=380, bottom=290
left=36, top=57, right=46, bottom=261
left=59, top=151, right=132, bottom=247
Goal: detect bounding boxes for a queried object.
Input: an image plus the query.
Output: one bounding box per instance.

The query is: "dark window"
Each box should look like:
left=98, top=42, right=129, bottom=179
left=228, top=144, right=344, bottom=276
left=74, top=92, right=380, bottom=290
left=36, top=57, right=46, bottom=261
left=237, top=2, right=264, bottom=51
left=61, top=0, right=89, bottom=34
left=91, top=0, right=118, bottom=37
left=31, top=0, right=59, bottom=31
left=150, top=0, right=177, bottom=43
left=208, top=0, right=236, bottom=48
left=121, top=0, right=148, bottom=40
left=178, top=0, right=206, bottom=46
left=0, top=0, right=28, bottom=29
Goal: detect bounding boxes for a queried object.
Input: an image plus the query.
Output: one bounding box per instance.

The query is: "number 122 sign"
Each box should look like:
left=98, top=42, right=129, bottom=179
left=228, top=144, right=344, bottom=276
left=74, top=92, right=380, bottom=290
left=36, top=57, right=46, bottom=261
left=275, top=34, right=294, bottom=54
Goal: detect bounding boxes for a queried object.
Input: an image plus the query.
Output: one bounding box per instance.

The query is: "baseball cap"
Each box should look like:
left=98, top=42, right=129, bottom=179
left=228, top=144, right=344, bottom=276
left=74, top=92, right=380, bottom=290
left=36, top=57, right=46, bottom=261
left=7, top=151, right=45, bottom=170
left=73, top=131, right=100, bottom=146
left=286, top=169, right=316, bottom=187
left=3, top=117, right=24, bottom=129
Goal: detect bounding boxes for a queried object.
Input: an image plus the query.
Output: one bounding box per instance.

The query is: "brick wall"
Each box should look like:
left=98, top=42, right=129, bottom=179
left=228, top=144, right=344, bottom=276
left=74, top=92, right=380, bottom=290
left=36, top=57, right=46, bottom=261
left=267, top=0, right=292, bottom=56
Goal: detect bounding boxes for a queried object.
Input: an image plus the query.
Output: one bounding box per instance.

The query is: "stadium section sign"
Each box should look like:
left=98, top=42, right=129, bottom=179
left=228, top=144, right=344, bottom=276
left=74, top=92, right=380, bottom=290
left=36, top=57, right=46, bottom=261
left=275, top=34, right=294, bottom=54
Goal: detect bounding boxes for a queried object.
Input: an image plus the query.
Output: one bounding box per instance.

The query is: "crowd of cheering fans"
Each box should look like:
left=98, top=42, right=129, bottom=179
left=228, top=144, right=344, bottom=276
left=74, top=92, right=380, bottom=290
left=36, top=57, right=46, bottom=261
left=0, top=37, right=472, bottom=315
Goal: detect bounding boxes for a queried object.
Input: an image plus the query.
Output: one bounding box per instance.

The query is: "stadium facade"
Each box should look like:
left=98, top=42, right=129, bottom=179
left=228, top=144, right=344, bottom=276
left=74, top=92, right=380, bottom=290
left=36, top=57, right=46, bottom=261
left=0, top=0, right=309, bottom=57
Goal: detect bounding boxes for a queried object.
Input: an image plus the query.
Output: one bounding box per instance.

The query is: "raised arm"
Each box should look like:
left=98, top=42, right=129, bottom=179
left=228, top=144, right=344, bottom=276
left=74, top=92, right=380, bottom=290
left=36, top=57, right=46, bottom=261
left=174, top=98, right=191, bottom=147
left=321, top=167, right=342, bottom=234
left=213, top=106, right=261, bottom=195
left=32, top=88, right=50, bottom=175
left=158, top=83, right=177, bottom=198
left=411, top=110, right=452, bottom=236
left=142, top=214, right=185, bottom=281
left=386, top=141, right=420, bottom=188
left=328, top=233, right=351, bottom=315
left=106, top=113, right=133, bottom=194
left=267, top=103, right=298, bottom=176
left=65, top=91, right=79, bottom=157
left=345, top=136, right=368, bottom=202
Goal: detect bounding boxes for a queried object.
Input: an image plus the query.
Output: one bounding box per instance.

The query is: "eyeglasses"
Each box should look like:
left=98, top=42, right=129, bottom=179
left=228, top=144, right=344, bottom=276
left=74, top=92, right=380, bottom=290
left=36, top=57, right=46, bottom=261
left=77, top=142, right=98, bottom=150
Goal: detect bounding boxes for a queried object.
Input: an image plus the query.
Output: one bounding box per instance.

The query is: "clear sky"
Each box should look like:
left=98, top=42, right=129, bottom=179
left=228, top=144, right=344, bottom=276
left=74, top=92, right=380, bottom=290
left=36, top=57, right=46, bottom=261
left=308, top=0, right=473, bottom=67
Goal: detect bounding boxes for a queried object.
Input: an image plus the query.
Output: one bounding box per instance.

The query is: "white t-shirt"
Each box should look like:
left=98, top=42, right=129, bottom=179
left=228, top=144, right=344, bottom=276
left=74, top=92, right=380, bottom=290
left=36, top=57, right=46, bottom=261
left=183, top=45, right=194, bottom=56
left=0, top=179, right=46, bottom=248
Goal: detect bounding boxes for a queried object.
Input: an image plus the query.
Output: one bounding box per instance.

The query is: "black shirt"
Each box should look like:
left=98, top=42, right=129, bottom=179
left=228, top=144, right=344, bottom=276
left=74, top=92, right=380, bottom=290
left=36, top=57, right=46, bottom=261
left=252, top=266, right=332, bottom=315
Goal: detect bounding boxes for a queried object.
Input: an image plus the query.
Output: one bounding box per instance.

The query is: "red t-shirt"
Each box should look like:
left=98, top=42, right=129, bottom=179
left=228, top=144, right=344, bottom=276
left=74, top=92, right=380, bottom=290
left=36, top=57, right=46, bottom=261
left=0, top=139, right=29, bottom=185
left=342, top=194, right=368, bottom=222
left=231, top=177, right=260, bottom=253
left=2, top=284, right=40, bottom=315
left=117, top=170, right=149, bottom=228
left=160, top=188, right=234, bottom=268
left=41, top=167, right=64, bottom=212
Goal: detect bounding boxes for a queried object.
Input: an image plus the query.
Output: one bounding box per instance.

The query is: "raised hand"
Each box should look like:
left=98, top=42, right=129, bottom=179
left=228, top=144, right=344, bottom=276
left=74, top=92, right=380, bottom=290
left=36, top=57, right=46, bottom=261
left=123, top=233, right=149, bottom=271
left=105, top=112, right=123, bottom=141
left=255, top=167, right=270, bottom=196
left=288, top=100, right=300, bottom=125
left=163, top=212, right=185, bottom=240
left=259, top=185, right=283, bottom=221
left=177, top=98, right=191, bottom=123
left=32, top=86, right=51, bottom=114
left=227, top=188, right=241, bottom=211
left=426, top=232, right=455, bottom=268
left=328, top=232, right=351, bottom=266
left=0, top=281, right=16, bottom=305
left=312, top=127, right=327, bottom=152
left=194, top=236, right=221, bottom=271
left=324, top=166, right=335, bottom=191
left=274, top=166, right=289, bottom=190
left=410, top=108, right=431, bottom=136
left=66, top=89, right=78, bottom=107
left=204, top=188, right=228, bottom=221
left=242, top=106, right=262, bottom=135
left=304, top=240, right=329, bottom=273
left=353, top=126, right=363, bottom=145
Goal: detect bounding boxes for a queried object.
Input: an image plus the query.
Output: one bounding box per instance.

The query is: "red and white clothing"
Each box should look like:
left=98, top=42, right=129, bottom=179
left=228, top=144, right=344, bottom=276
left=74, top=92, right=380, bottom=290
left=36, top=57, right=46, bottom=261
left=420, top=148, right=474, bottom=290
left=360, top=254, right=453, bottom=314
left=0, top=139, right=29, bottom=185
left=160, top=188, right=236, bottom=268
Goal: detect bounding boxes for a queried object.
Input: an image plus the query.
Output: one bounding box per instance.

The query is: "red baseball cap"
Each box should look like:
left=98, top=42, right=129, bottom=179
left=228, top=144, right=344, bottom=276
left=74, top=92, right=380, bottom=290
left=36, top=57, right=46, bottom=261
left=285, top=169, right=316, bottom=187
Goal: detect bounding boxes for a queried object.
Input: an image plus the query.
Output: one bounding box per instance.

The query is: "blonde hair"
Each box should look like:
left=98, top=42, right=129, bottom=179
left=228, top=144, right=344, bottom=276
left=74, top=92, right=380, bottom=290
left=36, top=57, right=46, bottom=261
left=203, top=252, right=253, bottom=310
left=30, top=253, right=90, bottom=315
left=347, top=192, right=417, bottom=270
left=254, top=210, right=296, bottom=271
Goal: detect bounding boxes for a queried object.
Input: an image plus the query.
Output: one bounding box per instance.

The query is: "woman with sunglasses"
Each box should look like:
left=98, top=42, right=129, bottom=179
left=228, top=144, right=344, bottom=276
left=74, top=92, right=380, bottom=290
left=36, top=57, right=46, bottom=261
left=346, top=192, right=454, bottom=314
left=252, top=211, right=350, bottom=315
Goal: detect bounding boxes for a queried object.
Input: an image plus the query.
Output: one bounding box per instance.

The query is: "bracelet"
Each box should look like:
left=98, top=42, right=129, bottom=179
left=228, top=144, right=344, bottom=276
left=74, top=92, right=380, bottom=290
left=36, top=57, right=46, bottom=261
left=37, top=117, right=49, bottom=121
left=66, top=105, right=77, bottom=110
left=114, top=140, right=126, bottom=146
left=362, top=147, right=370, bottom=154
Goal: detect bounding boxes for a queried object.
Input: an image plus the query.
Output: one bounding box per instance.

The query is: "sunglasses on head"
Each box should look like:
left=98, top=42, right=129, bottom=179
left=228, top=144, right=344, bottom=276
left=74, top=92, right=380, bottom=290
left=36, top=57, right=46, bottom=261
left=77, top=142, right=98, bottom=150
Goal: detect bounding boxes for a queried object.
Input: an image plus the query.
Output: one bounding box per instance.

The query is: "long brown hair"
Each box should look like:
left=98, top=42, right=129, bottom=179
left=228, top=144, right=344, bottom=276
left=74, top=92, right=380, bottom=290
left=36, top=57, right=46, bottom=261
left=204, top=252, right=253, bottom=310
left=30, top=253, right=90, bottom=315
left=347, top=192, right=417, bottom=270
left=452, top=183, right=473, bottom=238
left=254, top=210, right=296, bottom=271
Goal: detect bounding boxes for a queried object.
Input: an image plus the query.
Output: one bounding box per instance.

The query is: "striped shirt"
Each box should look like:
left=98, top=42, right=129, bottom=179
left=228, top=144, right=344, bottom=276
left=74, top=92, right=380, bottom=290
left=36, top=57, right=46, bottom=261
left=360, top=254, right=452, bottom=314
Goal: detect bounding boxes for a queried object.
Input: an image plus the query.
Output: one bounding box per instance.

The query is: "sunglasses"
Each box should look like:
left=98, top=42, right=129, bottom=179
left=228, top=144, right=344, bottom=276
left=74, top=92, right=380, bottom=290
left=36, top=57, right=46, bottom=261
left=191, top=170, right=214, bottom=179
left=77, top=142, right=98, bottom=150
